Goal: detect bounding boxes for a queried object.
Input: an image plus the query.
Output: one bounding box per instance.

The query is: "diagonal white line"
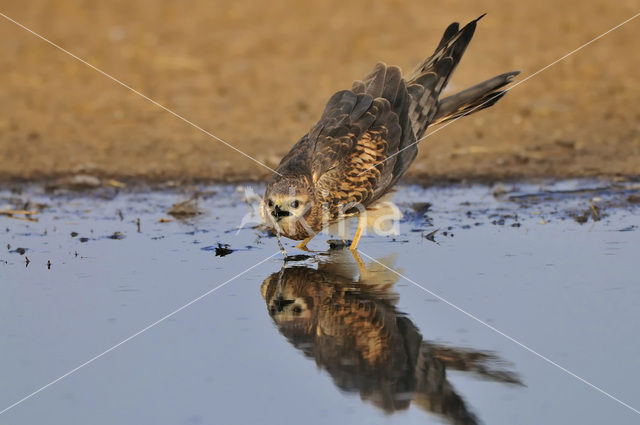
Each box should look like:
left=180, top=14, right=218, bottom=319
left=0, top=11, right=282, bottom=176
left=359, top=250, right=640, bottom=416
left=0, top=251, right=281, bottom=416
left=359, top=12, right=640, bottom=176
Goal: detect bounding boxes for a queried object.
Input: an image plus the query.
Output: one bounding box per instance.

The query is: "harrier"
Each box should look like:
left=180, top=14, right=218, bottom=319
left=262, top=15, right=518, bottom=250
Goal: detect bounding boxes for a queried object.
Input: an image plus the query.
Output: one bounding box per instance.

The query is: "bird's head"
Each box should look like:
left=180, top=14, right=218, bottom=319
left=260, top=268, right=317, bottom=331
left=262, top=177, right=314, bottom=233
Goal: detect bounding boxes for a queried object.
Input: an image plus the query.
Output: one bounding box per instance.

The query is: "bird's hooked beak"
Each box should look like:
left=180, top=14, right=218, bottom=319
left=271, top=203, right=291, bottom=221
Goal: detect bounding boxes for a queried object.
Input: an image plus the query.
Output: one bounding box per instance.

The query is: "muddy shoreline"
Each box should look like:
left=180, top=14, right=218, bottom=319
left=1, top=174, right=639, bottom=193
left=2, top=179, right=639, bottom=228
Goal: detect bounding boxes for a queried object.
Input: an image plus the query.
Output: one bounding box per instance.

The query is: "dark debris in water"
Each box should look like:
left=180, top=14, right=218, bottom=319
left=215, top=243, right=233, bottom=257
left=424, top=228, right=439, bottom=243
left=184, top=228, right=209, bottom=236
left=618, top=225, right=637, bottom=232
left=627, top=194, right=640, bottom=204
left=284, top=254, right=313, bottom=262
left=508, top=184, right=617, bottom=201
left=403, top=202, right=432, bottom=222
left=201, top=243, right=234, bottom=257
left=571, top=204, right=602, bottom=224
left=327, top=239, right=349, bottom=250
left=410, top=202, right=432, bottom=213
left=168, top=198, right=201, bottom=218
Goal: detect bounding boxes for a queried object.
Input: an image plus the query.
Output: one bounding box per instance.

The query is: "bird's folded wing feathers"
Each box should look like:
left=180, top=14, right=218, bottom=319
left=308, top=88, right=404, bottom=209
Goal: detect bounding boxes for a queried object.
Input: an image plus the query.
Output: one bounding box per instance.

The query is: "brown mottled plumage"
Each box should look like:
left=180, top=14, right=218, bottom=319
left=262, top=16, right=519, bottom=248
left=260, top=253, right=521, bottom=423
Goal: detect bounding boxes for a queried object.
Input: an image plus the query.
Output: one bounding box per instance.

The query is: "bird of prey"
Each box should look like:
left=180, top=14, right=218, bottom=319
left=262, top=15, right=519, bottom=250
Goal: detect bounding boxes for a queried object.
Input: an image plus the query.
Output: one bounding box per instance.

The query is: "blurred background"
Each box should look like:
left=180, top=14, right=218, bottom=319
left=0, top=0, right=638, bottom=183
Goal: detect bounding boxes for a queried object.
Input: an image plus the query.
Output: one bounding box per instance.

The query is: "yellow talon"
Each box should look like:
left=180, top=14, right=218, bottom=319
left=296, top=236, right=314, bottom=251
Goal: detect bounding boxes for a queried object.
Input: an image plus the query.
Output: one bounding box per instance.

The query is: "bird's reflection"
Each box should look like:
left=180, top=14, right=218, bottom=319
left=261, top=250, right=522, bottom=425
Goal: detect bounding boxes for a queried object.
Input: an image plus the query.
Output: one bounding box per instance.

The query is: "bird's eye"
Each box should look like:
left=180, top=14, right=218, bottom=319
left=267, top=199, right=273, bottom=207
left=293, top=306, right=302, bottom=314
left=290, top=200, right=300, bottom=209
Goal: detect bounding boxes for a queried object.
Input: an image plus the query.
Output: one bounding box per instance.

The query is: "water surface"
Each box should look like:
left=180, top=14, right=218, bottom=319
left=1, top=180, right=639, bottom=424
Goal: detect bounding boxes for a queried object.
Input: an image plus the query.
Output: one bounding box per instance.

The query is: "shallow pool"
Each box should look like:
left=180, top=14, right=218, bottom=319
left=1, top=180, right=639, bottom=424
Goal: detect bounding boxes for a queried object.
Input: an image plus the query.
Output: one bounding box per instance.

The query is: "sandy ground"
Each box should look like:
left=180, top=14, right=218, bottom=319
left=0, top=0, right=639, bottom=184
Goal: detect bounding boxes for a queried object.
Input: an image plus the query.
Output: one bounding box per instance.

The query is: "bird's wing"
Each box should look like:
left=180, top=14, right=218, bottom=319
left=293, top=16, right=512, bottom=213
left=308, top=85, right=406, bottom=211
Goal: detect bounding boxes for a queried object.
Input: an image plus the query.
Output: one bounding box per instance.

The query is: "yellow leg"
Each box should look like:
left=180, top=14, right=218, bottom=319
left=350, top=249, right=366, bottom=276
left=296, top=236, right=314, bottom=251
left=349, top=222, right=364, bottom=251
